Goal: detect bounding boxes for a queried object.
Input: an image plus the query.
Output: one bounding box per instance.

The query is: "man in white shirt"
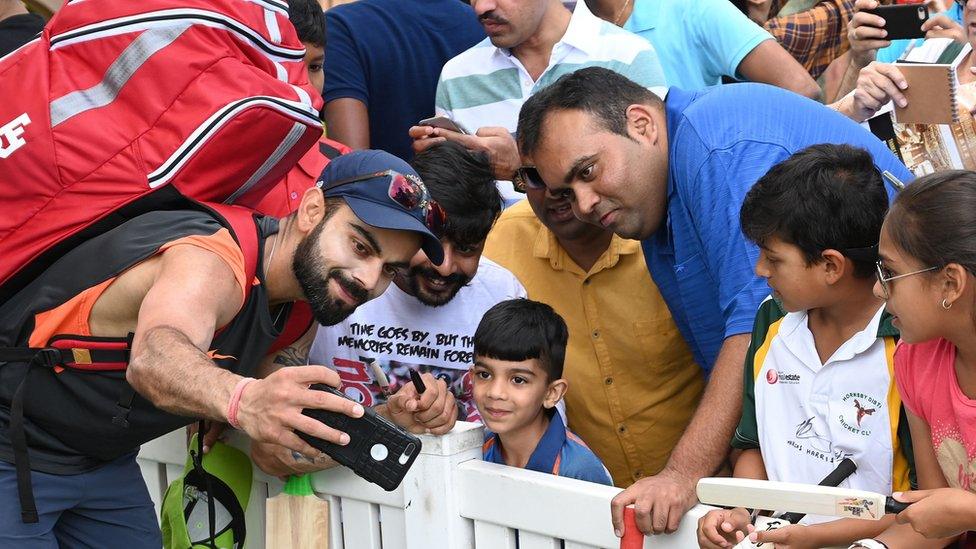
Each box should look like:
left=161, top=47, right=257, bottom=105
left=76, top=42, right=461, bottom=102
left=309, top=142, right=526, bottom=428
left=409, top=0, right=667, bottom=205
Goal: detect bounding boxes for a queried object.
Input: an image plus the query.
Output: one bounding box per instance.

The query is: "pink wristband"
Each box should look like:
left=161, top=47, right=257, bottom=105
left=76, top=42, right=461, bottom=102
left=227, top=377, right=256, bottom=430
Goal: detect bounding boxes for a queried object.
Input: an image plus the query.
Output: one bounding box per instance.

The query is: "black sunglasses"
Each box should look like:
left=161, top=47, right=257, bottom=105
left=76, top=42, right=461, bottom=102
left=512, top=166, right=546, bottom=193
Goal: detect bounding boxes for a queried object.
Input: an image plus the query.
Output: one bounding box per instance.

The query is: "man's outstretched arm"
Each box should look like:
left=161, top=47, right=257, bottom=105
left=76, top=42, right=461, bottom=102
left=127, top=245, right=362, bottom=459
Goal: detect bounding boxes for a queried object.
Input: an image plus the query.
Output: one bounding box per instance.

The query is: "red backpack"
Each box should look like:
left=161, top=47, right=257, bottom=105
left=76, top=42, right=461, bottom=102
left=0, top=0, right=323, bottom=304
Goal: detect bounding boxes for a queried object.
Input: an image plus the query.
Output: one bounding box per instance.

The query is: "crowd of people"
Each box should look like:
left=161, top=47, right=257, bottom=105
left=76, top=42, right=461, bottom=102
left=2, top=0, right=976, bottom=547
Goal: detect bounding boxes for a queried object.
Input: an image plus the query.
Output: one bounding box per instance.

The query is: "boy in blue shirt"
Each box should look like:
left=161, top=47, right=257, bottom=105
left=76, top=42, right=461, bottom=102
left=471, top=299, right=612, bottom=486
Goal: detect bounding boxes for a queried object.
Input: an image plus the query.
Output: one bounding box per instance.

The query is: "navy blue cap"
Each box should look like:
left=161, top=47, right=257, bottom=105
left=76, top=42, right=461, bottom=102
left=317, top=150, right=444, bottom=265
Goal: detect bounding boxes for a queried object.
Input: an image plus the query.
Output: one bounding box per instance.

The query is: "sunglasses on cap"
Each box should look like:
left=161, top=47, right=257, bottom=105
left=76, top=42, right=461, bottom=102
left=320, top=169, right=448, bottom=237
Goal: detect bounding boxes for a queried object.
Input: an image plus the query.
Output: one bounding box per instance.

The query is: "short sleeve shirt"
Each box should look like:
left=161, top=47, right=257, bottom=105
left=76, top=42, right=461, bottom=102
left=323, top=0, right=485, bottom=161
left=644, top=84, right=913, bottom=372
left=731, top=299, right=914, bottom=523
left=483, top=409, right=613, bottom=485
left=483, top=200, right=702, bottom=487
left=435, top=1, right=667, bottom=203
left=895, top=339, right=976, bottom=491
left=308, top=258, right=525, bottom=422
left=623, top=0, right=772, bottom=89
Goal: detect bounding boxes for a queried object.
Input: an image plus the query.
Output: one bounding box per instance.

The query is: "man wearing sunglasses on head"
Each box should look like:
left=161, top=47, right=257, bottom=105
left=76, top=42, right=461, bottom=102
left=308, top=142, right=527, bottom=439
left=242, top=149, right=468, bottom=478
left=0, top=149, right=449, bottom=544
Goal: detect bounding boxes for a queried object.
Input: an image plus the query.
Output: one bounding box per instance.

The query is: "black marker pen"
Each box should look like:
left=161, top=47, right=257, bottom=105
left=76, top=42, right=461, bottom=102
left=409, top=368, right=426, bottom=394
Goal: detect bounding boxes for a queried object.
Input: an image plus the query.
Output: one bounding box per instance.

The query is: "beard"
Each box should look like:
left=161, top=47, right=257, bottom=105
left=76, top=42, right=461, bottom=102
left=292, top=222, right=369, bottom=326
left=405, top=265, right=471, bottom=307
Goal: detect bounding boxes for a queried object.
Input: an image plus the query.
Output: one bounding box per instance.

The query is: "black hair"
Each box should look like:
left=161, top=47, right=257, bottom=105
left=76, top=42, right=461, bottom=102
left=473, top=299, right=568, bottom=380
left=288, top=0, right=325, bottom=48
left=740, top=143, right=888, bottom=278
left=411, top=141, right=501, bottom=248
left=517, top=67, right=662, bottom=156
left=728, top=0, right=749, bottom=16
left=887, top=170, right=976, bottom=276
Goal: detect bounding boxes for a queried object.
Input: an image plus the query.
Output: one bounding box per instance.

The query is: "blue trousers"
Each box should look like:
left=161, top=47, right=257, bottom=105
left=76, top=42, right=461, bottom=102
left=0, top=453, right=161, bottom=548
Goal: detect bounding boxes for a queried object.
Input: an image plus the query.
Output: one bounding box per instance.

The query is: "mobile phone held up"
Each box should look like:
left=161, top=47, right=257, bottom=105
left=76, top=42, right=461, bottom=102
left=418, top=115, right=468, bottom=135
left=298, top=384, right=422, bottom=491
left=864, top=4, right=930, bottom=41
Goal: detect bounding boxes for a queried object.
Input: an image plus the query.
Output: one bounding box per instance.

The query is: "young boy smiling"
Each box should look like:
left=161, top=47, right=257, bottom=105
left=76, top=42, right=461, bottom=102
left=471, top=299, right=612, bottom=485
left=697, top=144, right=915, bottom=549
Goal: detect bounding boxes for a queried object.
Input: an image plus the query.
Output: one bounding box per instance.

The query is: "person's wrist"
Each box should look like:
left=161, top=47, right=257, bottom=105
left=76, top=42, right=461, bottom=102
left=659, top=463, right=696, bottom=484
left=829, top=94, right=852, bottom=115
left=227, top=377, right=257, bottom=430
left=851, top=50, right=876, bottom=70
left=799, top=524, right=828, bottom=548
left=848, top=539, right=889, bottom=549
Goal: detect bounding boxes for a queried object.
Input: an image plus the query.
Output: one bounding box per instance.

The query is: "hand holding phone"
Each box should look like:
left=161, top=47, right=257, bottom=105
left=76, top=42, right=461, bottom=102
left=863, top=4, right=929, bottom=40
left=418, top=116, right=468, bottom=135
left=299, top=384, right=421, bottom=491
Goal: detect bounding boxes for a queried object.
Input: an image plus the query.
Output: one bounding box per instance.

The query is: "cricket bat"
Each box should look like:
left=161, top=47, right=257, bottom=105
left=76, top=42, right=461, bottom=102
left=697, top=477, right=909, bottom=521
left=265, top=474, right=330, bottom=548
left=732, top=458, right=857, bottom=548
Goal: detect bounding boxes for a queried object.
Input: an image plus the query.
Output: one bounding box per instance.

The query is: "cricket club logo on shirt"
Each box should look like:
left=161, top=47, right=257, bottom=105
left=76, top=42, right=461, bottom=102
left=854, top=399, right=876, bottom=426
left=839, top=392, right=883, bottom=437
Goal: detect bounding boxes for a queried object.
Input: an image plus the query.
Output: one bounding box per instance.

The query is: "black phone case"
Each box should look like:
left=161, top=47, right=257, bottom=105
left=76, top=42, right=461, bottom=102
left=299, top=384, right=422, bottom=491
left=864, top=5, right=929, bottom=40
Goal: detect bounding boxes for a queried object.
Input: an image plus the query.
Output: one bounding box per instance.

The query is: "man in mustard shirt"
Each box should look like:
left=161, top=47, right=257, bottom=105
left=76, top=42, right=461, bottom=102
left=483, top=187, right=702, bottom=487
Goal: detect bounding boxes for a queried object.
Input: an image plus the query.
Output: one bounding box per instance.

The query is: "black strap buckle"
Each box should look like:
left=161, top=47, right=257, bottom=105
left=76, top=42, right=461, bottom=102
left=33, top=348, right=64, bottom=368
left=111, top=404, right=131, bottom=428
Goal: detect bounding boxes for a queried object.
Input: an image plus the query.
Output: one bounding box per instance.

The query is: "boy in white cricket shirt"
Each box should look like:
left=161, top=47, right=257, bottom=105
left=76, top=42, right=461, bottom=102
left=697, top=144, right=915, bottom=549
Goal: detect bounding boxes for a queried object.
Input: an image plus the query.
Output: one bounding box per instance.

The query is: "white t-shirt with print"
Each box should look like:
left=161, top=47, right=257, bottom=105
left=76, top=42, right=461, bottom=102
left=309, top=257, right=526, bottom=421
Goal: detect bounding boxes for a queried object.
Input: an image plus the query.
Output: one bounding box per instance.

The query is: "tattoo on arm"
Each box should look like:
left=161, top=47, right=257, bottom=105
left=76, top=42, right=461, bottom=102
left=273, top=338, right=312, bottom=367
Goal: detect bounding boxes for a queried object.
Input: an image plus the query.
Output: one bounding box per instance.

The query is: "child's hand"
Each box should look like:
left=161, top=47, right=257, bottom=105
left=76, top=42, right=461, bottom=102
left=893, top=488, right=976, bottom=539
left=697, top=507, right=751, bottom=548
left=749, top=523, right=819, bottom=549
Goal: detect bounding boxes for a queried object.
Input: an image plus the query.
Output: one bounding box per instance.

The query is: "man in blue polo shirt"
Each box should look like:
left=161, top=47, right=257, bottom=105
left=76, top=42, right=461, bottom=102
left=514, top=67, right=911, bottom=537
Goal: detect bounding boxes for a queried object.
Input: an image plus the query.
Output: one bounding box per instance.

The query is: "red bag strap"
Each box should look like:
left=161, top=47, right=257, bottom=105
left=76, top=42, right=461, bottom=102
left=201, top=202, right=261, bottom=295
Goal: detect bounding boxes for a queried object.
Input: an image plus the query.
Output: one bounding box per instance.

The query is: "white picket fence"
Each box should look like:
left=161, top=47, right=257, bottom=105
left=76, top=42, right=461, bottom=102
left=137, top=422, right=712, bottom=548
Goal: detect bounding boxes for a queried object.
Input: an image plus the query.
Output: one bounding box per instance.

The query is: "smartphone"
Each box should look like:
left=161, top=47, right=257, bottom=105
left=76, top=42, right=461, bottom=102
left=864, top=4, right=929, bottom=40
left=299, top=384, right=422, bottom=491
left=418, top=116, right=468, bottom=134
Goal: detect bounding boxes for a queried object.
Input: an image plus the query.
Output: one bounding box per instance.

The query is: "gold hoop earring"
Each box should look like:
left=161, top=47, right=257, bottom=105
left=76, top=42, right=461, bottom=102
left=942, top=298, right=953, bottom=310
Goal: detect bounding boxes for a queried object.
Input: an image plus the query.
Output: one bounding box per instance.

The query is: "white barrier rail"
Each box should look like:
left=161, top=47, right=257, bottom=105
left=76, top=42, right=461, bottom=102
left=138, top=422, right=713, bottom=549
